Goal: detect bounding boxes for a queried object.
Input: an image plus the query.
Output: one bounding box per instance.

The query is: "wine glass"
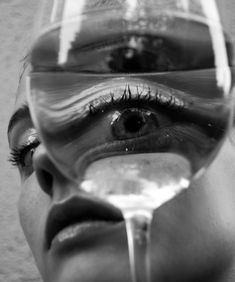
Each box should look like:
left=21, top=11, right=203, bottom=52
left=26, top=0, right=234, bottom=281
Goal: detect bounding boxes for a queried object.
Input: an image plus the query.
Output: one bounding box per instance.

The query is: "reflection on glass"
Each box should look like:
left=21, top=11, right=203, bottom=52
left=27, top=1, right=234, bottom=282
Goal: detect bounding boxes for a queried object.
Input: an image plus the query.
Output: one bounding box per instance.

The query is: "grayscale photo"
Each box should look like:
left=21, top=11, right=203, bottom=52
left=1, top=1, right=235, bottom=281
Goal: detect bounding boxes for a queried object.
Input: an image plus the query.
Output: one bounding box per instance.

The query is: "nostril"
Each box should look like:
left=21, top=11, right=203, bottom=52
left=37, top=169, right=53, bottom=196
left=43, top=169, right=53, bottom=189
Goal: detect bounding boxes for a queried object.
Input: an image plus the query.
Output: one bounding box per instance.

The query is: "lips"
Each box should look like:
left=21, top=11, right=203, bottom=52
left=45, top=196, right=123, bottom=249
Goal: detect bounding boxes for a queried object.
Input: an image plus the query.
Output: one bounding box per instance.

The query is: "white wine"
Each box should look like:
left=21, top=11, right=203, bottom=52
left=81, top=153, right=191, bottom=211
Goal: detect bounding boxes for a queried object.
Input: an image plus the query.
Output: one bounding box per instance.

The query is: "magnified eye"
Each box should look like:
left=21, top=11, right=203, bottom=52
left=111, top=108, right=159, bottom=139
left=64, top=35, right=214, bottom=73
left=105, top=37, right=190, bottom=73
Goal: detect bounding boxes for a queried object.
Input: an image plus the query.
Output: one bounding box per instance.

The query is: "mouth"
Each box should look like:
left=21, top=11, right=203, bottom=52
left=45, top=196, right=123, bottom=250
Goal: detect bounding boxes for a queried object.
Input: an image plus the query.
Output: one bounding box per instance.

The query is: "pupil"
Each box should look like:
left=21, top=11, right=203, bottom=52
left=124, top=113, right=144, bottom=133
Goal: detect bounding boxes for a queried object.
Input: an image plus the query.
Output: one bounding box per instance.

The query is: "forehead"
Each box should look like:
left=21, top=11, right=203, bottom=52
left=15, top=67, right=30, bottom=110
left=8, top=63, right=32, bottom=144
left=49, top=0, right=201, bottom=11
left=48, top=0, right=205, bottom=24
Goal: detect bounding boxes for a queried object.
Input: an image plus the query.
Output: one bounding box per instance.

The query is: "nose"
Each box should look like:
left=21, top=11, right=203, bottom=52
left=33, top=144, right=69, bottom=197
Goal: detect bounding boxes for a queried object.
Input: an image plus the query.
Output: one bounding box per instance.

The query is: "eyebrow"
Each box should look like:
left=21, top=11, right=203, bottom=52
left=7, top=104, right=30, bottom=136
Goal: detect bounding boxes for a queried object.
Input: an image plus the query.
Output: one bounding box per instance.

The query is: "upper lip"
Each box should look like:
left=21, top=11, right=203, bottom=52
left=45, top=196, right=123, bottom=249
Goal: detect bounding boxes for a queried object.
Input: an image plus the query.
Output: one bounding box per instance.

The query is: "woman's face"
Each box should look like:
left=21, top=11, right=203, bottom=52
left=7, top=2, right=235, bottom=282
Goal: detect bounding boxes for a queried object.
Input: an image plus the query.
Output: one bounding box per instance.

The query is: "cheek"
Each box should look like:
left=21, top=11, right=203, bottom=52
left=18, top=172, right=50, bottom=271
left=186, top=138, right=235, bottom=248
left=149, top=140, right=235, bottom=279
left=203, top=139, right=235, bottom=233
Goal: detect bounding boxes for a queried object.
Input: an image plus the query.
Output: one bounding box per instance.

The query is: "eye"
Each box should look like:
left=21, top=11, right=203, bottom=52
left=105, top=37, right=184, bottom=73
left=19, top=145, right=38, bottom=178
left=111, top=108, right=159, bottom=139
left=21, top=147, right=37, bottom=168
left=31, top=33, right=215, bottom=73
left=9, top=139, right=40, bottom=177
left=63, top=35, right=214, bottom=73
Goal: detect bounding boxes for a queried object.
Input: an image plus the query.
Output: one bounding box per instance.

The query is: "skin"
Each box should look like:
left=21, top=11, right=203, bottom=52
left=7, top=1, right=235, bottom=282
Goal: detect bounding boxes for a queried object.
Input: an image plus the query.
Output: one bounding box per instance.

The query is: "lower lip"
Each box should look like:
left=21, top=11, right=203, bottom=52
left=50, top=220, right=122, bottom=251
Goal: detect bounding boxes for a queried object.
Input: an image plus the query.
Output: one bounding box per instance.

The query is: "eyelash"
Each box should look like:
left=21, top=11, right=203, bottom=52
left=88, top=85, right=185, bottom=117
left=9, top=139, right=40, bottom=168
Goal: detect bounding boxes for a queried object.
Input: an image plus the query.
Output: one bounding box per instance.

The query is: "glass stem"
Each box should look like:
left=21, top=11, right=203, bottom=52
left=123, top=209, right=153, bottom=282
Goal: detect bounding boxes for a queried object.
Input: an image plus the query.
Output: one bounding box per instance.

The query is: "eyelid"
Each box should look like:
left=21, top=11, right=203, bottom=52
left=9, top=120, right=36, bottom=150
